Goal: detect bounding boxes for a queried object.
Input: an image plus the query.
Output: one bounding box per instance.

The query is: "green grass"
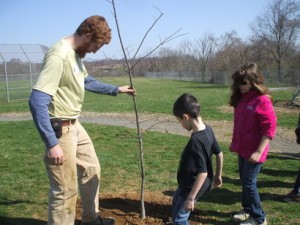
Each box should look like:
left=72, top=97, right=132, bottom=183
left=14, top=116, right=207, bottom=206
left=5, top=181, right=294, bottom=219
left=0, top=78, right=299, bottom=224
left=0, top=77, right=298, bottom=128
left=83, top=78, right=232, bottom=121
left=0, top=79, right=33, bottom=102
left=0, top=121, right=299, bottom=225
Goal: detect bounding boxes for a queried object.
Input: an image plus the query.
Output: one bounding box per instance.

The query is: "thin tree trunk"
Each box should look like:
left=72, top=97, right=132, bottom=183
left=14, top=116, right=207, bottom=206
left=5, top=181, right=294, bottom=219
left=107, top=0, right=185, bottom=219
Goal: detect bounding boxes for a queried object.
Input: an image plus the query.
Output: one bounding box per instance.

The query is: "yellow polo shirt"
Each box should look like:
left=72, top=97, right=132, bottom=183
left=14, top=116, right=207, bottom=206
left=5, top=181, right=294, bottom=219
left=33, top=39, right=88, bottom=119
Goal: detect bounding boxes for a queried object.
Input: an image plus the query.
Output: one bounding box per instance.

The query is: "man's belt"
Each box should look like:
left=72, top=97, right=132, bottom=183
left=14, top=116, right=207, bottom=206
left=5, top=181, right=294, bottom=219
left=61, top=119, right=76, bottom=126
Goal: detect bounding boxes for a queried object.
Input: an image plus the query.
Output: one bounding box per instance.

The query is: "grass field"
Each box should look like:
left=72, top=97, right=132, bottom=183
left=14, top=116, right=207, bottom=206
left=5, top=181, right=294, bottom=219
left=0, top=77, right=298, bottom=128
left=0, top=78, right=299, bottom=225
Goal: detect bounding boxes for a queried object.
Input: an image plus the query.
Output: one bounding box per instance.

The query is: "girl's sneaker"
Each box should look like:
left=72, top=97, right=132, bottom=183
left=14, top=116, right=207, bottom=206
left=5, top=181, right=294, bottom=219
left=232, top=210, right=250, bottom=222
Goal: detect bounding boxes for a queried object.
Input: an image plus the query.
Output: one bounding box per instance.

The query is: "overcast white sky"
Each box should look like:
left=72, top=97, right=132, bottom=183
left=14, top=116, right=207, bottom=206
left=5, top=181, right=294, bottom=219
left=0, top=0, right=269, bottom=59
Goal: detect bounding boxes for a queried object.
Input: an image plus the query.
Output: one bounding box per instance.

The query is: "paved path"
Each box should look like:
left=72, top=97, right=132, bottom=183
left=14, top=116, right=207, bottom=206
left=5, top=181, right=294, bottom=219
left=1, top=111, right=299, bottom=158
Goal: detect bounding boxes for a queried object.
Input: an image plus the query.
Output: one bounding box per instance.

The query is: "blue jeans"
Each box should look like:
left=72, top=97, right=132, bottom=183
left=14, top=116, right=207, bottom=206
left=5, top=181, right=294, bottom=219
left=172, top=179, right=211, bottom=225
left=172, top=188, right=191, bottom=225
left=293, top=169, right=300, bottom=195
left=238, top=156, right=266, bottom=224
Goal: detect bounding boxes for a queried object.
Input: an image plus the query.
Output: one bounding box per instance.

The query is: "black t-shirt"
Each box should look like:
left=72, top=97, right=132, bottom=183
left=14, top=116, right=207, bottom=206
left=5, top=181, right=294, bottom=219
left=177, top=125, right=221, bottom=194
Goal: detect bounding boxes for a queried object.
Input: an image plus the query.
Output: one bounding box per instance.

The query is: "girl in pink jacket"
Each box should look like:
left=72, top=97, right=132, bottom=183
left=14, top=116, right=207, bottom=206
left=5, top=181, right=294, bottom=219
left=229, top=62, right=277, bottom=225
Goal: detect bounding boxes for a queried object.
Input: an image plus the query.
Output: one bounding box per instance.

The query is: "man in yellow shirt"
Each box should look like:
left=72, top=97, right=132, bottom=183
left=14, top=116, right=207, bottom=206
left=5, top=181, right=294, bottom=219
left=29, top=15, right=135, bottom=225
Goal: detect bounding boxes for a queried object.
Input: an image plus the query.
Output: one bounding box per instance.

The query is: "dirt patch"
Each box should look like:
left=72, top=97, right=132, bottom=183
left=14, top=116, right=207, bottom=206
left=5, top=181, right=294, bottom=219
left=75, top=191, right=208, bottom=225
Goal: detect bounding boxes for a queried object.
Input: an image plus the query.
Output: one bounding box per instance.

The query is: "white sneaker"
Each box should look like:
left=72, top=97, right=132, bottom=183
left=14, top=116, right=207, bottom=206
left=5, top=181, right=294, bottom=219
left=233, top=210, right=250, bottom=222
left=239, top=217, right=267, bottom=225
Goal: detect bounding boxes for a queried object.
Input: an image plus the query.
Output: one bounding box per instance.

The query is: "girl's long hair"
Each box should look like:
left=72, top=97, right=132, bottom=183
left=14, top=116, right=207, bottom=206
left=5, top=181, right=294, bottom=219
left=229, top=62, right=272, bottom=107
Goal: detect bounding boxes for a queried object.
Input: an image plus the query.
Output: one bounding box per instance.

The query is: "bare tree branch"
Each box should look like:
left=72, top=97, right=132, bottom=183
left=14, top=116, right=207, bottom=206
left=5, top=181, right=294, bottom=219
left=132, top=8, right=163, bottom=61
left=132, top=29, right=187, bottom=69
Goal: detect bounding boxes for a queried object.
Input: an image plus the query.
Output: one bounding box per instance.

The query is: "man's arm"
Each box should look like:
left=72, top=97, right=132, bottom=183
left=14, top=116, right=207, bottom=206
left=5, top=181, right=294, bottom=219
left=84, top=75, right=136, bottom=96
left=84, top=75, right=119, bottom=95
left=29, top=90, right=64, bottom=165
left=29, top=89, right=58, bottom=148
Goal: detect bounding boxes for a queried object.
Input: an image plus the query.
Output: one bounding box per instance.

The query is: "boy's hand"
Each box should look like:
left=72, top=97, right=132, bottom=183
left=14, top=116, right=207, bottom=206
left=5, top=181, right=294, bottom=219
left=184, top=198, right=195, bottom=211
left=213, top=176, right=222, bottom=188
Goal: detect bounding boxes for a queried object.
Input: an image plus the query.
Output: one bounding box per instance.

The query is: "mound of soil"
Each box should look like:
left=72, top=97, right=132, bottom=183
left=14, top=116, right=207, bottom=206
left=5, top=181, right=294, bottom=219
left=75, top=191, right=205, bottom=225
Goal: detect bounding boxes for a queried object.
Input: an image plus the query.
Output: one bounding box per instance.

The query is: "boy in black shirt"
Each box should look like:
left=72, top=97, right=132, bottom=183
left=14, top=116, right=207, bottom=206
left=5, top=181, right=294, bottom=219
left=170, top=93, right=223, bottom=225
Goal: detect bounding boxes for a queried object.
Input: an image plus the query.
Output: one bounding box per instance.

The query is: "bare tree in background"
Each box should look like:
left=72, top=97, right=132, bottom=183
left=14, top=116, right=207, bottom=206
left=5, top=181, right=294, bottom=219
left=250, top=0, right=300, bottom=81
left=156, top=47, right=179, bottom=71
left=192, top=33, right=217, bottom=80
left=213, top=31, right=246, bottom=72
left=177, top=40, right=197, bottom=73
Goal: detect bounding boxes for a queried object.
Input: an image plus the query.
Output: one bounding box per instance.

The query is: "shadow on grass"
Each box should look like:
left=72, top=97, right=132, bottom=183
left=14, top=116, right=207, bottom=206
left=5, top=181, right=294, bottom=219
left=163, top=173, right=294, bottom=205
left=191, top=209, right=234, bottom=225
left=0, top=216, right=82, bottom=225
left=0, top=200, right=33, bottom=206
left=0, top=216, right=46, bottom=225
left=268, top=153, right=300, bottom=160
left=0, top=198, right=47, bottom=225
left=257, top=179, right=294, bottom=189
left=261, top=167, right=298, bottom=178
left=163, top=187, right=240, bottom=205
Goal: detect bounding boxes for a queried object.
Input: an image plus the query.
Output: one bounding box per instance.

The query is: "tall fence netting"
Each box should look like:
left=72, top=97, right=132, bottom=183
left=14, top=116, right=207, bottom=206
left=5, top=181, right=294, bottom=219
left=0, top=44, right=48, bottom=102
left=0, top=44, right=299, bottom=102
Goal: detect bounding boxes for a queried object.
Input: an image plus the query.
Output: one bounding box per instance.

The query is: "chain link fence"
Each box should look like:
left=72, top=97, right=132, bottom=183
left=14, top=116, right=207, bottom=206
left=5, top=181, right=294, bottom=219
left=0, top=44, right=48, bottom=102
left=1, top=44, right=299, bottom=102
left=145, top=70, right=300, bottom=86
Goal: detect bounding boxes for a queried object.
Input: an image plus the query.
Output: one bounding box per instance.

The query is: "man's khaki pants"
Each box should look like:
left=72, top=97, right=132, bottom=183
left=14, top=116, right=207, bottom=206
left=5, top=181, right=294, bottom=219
left=44, top=121, right=100, bottom=225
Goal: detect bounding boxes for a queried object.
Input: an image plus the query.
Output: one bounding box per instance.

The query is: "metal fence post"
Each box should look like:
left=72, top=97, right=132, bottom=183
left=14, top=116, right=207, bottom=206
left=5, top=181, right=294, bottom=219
left=0, top=53, right=9, bottom=102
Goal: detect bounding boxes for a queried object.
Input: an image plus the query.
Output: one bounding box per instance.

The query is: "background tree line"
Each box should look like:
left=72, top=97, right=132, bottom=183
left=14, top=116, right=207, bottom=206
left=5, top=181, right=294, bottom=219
left=128, top=0, right=300, bottom=84
left=2, top=0, right=299, bottom=85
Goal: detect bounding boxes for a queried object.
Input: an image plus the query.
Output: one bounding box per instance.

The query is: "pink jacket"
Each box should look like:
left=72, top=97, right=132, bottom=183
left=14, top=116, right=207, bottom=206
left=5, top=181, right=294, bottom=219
left=230, top=90, right=277, bottom=162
